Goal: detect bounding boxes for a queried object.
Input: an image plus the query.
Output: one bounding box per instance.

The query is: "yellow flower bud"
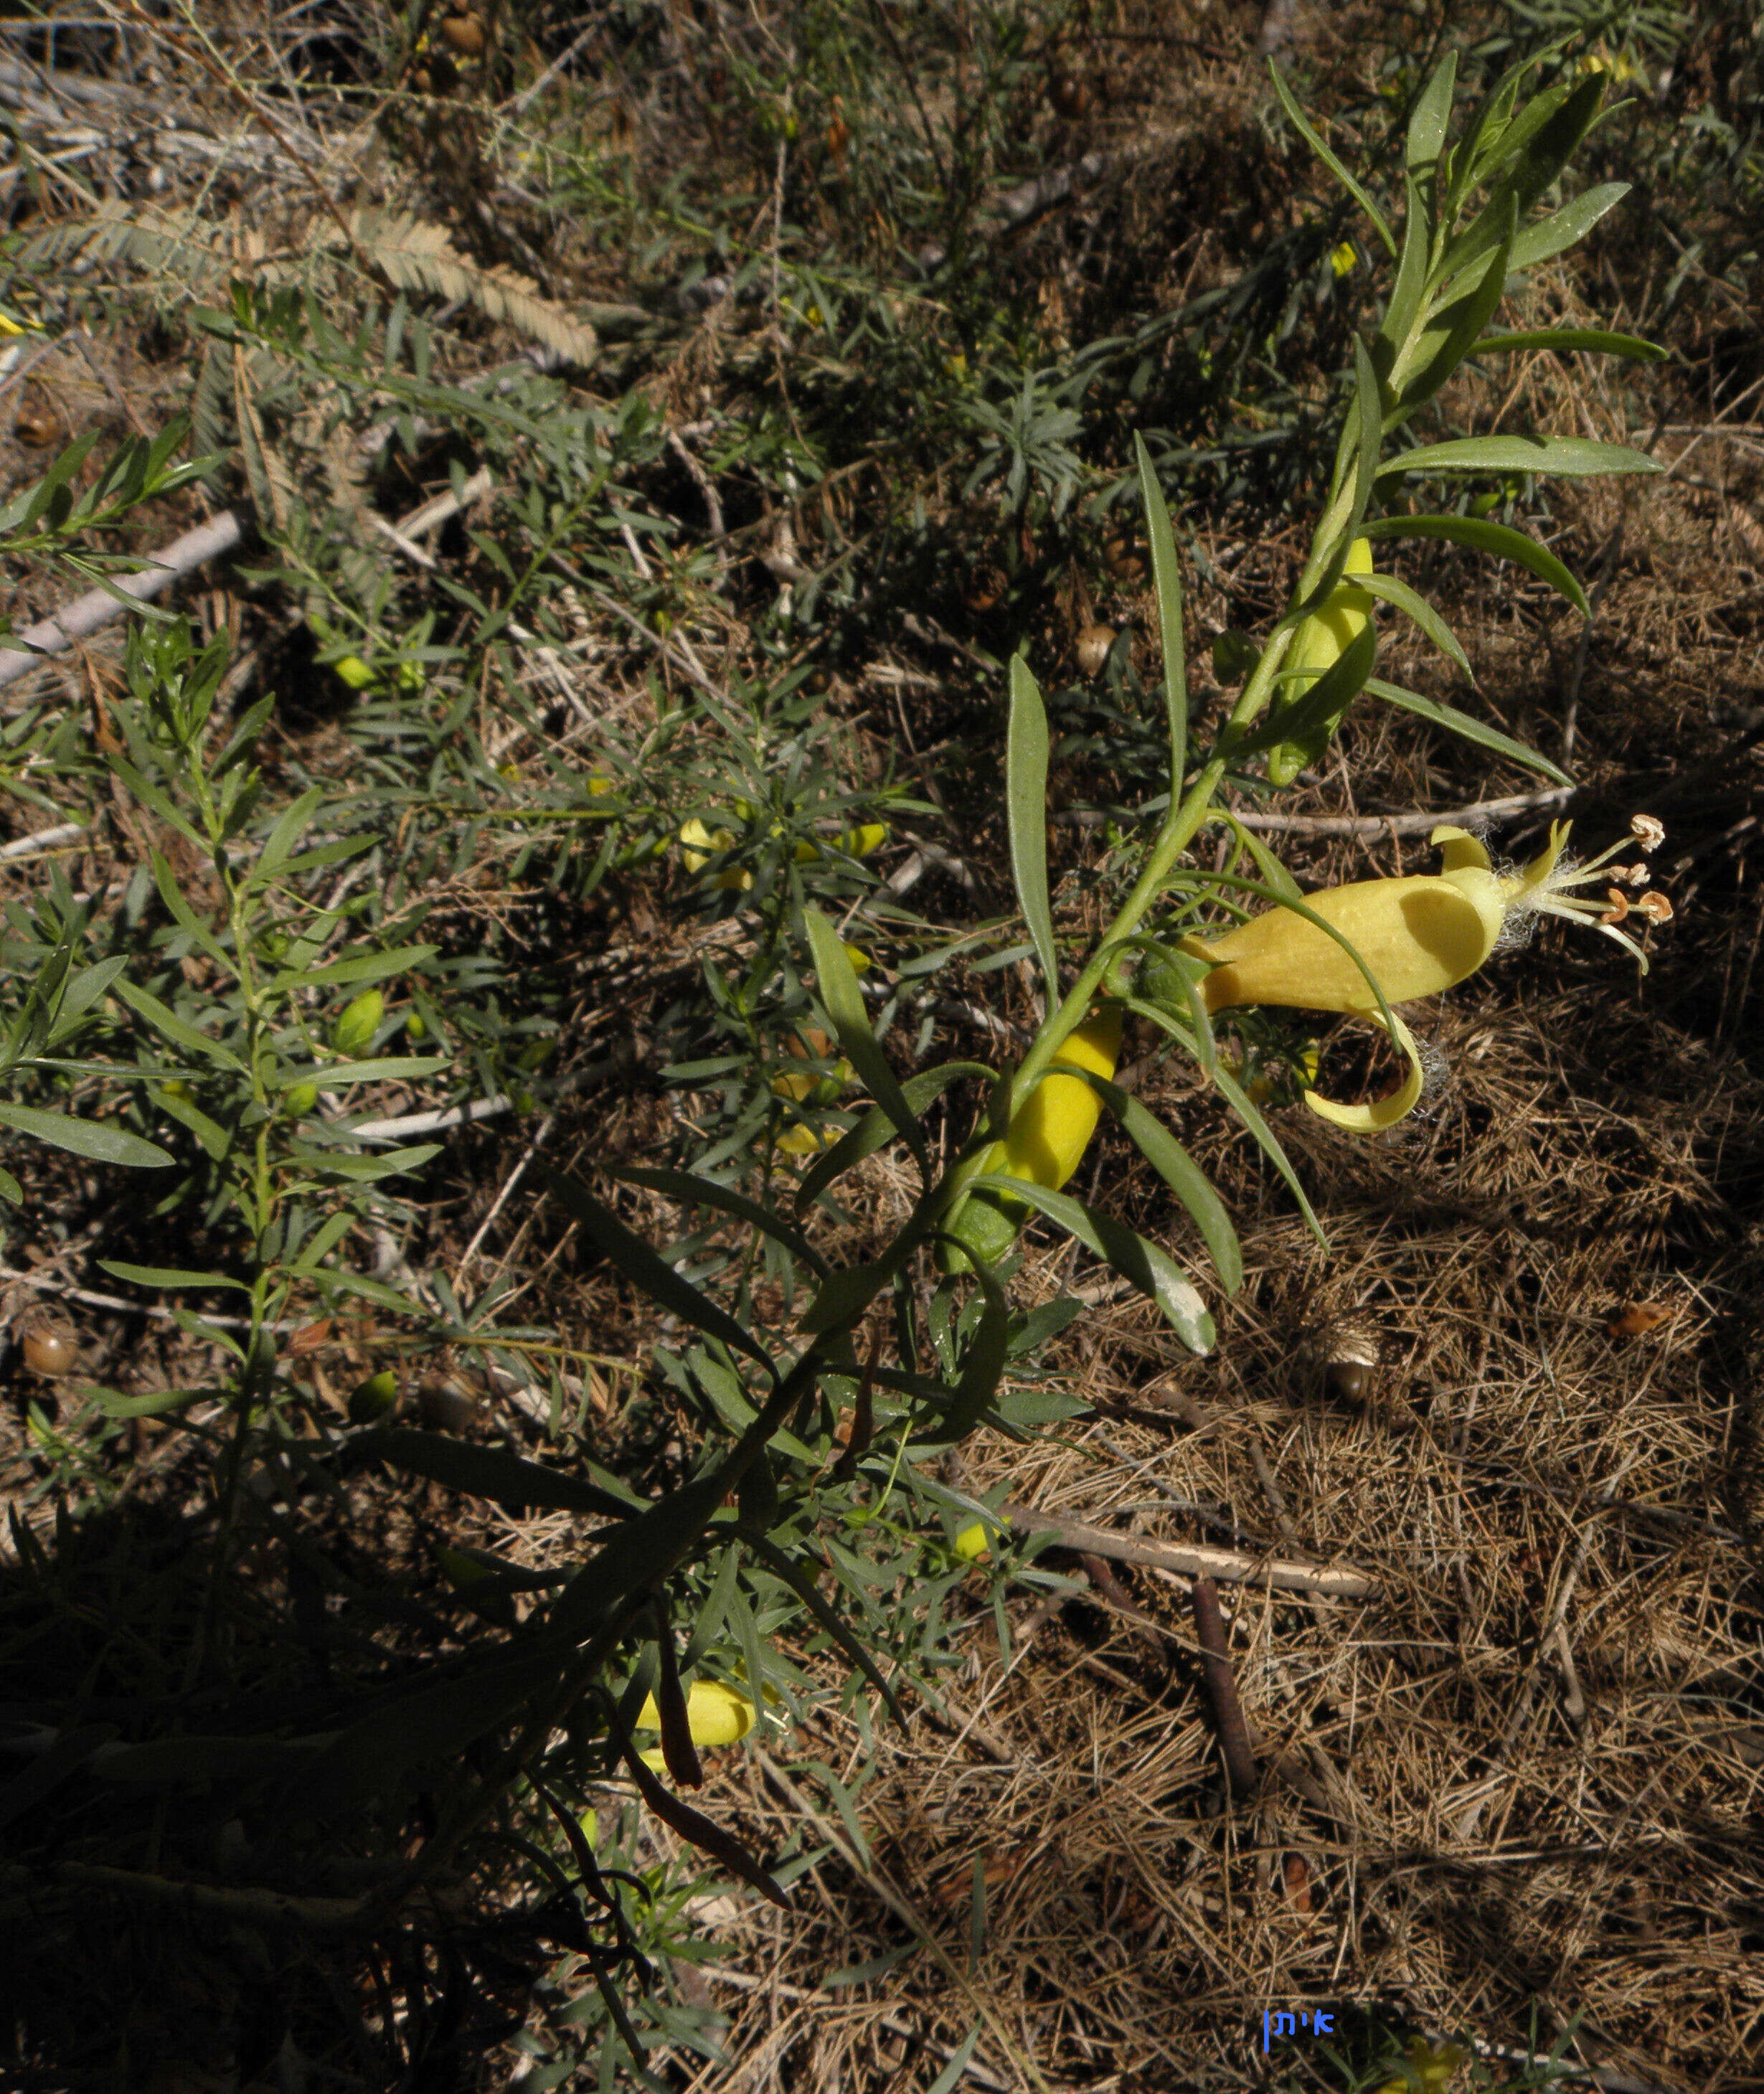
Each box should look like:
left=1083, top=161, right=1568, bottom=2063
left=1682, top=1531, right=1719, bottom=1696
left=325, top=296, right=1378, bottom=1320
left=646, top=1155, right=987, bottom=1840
left=1268, top=537, right=1376, bottom=786
left=945, top=1006, right=1123, bottom=1269
left=679, top=818, right=753, bottom=889
left=953, top=1520, right=992, bottom=1561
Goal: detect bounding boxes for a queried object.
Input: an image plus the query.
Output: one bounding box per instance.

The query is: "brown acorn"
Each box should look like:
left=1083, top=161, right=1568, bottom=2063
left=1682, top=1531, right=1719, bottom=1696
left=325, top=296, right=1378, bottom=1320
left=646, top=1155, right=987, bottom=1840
left=1321, top=1316, right=1380, bottom=1406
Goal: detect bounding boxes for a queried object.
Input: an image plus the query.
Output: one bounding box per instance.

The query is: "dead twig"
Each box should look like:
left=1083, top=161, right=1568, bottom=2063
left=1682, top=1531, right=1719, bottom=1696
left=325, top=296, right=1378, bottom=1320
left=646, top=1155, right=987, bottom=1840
left=1189, top=1575, right=1258, bottom=1798
left=1001, top=1503, right=1373, bottom=1595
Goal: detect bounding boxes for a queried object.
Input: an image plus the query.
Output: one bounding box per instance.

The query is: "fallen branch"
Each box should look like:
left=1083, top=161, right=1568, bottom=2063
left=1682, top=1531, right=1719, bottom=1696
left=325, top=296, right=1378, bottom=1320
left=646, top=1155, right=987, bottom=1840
left=1001, top=1503, right=1373, bottom=1595
left=1190, top=1575, right=1258, bottom=1797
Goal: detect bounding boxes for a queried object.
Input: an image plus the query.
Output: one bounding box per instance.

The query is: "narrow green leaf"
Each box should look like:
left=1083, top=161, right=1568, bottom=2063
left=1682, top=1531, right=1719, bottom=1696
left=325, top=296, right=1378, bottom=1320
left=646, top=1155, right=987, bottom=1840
left=276, top=1056, right=449, bottom=1088
left=1393, top=195, right=1517, bottom=422
left=369, top=1427, right=642, bottom=1519
left=1075, top=1077, right=1242, bottom=1295
left=279, top=1143, right=440, bottom=1182
left=970, top=1174, right=1214, bottom=1353
left=1361, top=512, right=1590, bottom=616
left=148, top=847, right=228, bottom=964
left=1135, top=433, right=1187, bottom=790
left=1365, top=677, right=1573, bottom=784
left=1506, top=181, right=1631, bottom=273
left=1268, top=61, right=1396, bottom=256
left=1377, top=171, right=1434, bottom=372
left=1473, top=325, right=1664, bottom=362
left=803, top=905, right=928, bottom=1174
left=110, top=978, right=247, bottom=1072
left=794, top=1062, right=994, bottom=1208
left=98, top=1260, right=250, bottom=1292
left=615, top=1164, right=828, bottom=1275
left=1206, top=1060, right=1326, bottom=1248
left=1377, top=434, right=1661, bottom=480
left=269, top=943, right=437, bottom=993
left=1406, top=49, right=1458, bottom=172
left=1349, top=334, right=1383, bottom=527
left=250, top=785, right=324, bottom=887
left=0, top=1102, right=173, bottom=1169
left=1358, top=571, right=1473, bottom=679
left=940, top=1254, right=1011, bottom=1438
left=1005, top=656, right=1058, bottom=1008
left=542, top=1165, right=778, bottom=1378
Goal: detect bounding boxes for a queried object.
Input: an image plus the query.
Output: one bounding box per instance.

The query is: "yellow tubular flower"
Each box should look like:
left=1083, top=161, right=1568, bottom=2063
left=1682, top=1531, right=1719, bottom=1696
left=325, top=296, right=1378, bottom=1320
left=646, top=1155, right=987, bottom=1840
left=1181, top=817, right=1670, bottom=1133
left=945, top=1006, right=1124, bottom=1269
left=636, top=1679, right=757, bottom=1746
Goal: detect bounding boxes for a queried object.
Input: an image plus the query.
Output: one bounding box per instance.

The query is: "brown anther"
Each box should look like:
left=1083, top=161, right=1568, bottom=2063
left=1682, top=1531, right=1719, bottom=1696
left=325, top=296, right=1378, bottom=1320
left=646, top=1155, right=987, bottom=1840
left=1598, top=888, right=1630, bottom=925
left=1631, top=813, right=1665, bottom=852
left=1636, top=890, right=1674, bottom=925
left=1620, top=862, right=1651, bottom=887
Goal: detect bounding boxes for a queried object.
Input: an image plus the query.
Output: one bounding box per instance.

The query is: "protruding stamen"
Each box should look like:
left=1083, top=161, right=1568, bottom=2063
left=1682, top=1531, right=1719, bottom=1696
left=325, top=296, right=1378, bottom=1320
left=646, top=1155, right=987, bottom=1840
left=1637, top=890, right=1674, bottom=924
left=1598, top=889, right=1629, bottom=925
left=1631, top=813, right=1665, bottom=852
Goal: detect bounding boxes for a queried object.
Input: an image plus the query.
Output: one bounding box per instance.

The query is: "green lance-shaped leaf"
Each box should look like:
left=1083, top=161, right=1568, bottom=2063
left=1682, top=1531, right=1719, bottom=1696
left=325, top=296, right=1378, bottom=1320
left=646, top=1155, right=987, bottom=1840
left=1361, top=513, right=1590, bottom=616
left=1070, top=1073, right=1242, bottom=1296
left=1357, top=571, right=1473, bottom=679
left=1259, top=616, right=1378, bottom=788
left=1505, top=182, right=1631, bottom=274
left=0, top=1101, right=174, bottom=1170
left=542, top=1164, right=778, bottom=1380
left=803, top=905, right=928, bottom=1176
left=1268, top=60, right=1396, bottom=257
left=969, top=1173, right=1214, bottom=1353
left=936, top=1247, right=1012, bottom=1438
left=1377, top=434, right=1661, bottom=481
left=793, top=1061, right=994, bottom=1209
left=367, top=1426, right=645, bottom=1519
left=110, top=978, right=247, bottom=1073
left=1390, top=193, right=1517, bottom=422
left=1136, top=433, right=1187, bottom=790
left=1472, top=325, right=1664, bottom=363
left=1365, top=678, right=1572, bottom=785
left=1005, top=655, right=1058, bottom=1010
left=1443, top=71, right=1607, bottom=283
left=615, top=1164, right=828, bottom=1275
left=1405, top=49, right=1458, bottom=175
left=1208, top=1057, right=1326, bottom=1249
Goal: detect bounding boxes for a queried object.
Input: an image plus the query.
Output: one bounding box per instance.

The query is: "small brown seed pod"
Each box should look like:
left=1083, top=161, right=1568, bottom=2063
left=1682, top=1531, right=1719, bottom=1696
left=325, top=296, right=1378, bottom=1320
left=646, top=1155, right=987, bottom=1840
left=438, top=11, right=487, bottom=58
left=1321, top=1315, right=1380, bottom=1405
left=22, top=1325, right=78, bottom=1377
left=1075, top=623, right=1116, bottom=678
left=1047, top=70, right=1092, bottom=120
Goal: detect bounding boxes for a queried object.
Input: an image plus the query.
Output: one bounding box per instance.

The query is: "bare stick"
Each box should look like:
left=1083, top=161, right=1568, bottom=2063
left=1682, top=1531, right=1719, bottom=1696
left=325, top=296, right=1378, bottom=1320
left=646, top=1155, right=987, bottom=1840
left=1190, top=1575, right=1258, bottom=1797
left=1217, top=786, right=1575, bottom=839
left=1000, top=1504, right=1372, bottom=1595
left=0, top=512, right=242, bottom=691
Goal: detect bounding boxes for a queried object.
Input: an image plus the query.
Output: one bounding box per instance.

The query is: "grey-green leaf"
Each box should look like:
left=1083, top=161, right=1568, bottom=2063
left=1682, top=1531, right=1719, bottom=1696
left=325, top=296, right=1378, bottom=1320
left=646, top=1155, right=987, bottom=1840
left=1361, top=512, right=1590, bottom=616
left=803, top=905, right=928, bottom=1174
left=1136, top=433, right=1187, bottom=789
left=0, top=1102, right=174, bottom=1169
left=1377, top=434, right=1661, bottom=480
left=1005, top=655, right=1058, bottom=1009
left=1358, top=571, right=1473, bottom=679
left=1366, top=677, right=1573, bottom=784
left=970, top=1174, right=1214, bottom=1353
left=542, top=1165, right=778, bottom=1379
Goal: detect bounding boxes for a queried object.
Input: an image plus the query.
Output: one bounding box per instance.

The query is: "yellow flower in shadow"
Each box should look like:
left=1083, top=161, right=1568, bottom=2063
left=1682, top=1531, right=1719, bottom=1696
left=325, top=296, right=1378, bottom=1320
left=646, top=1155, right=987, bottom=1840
left=1179, top=817, right=1671, bottom=1132
left=1372, top=2037, right=1468, bottom=2093
left=635, top=1679, right=758, bottom=1768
